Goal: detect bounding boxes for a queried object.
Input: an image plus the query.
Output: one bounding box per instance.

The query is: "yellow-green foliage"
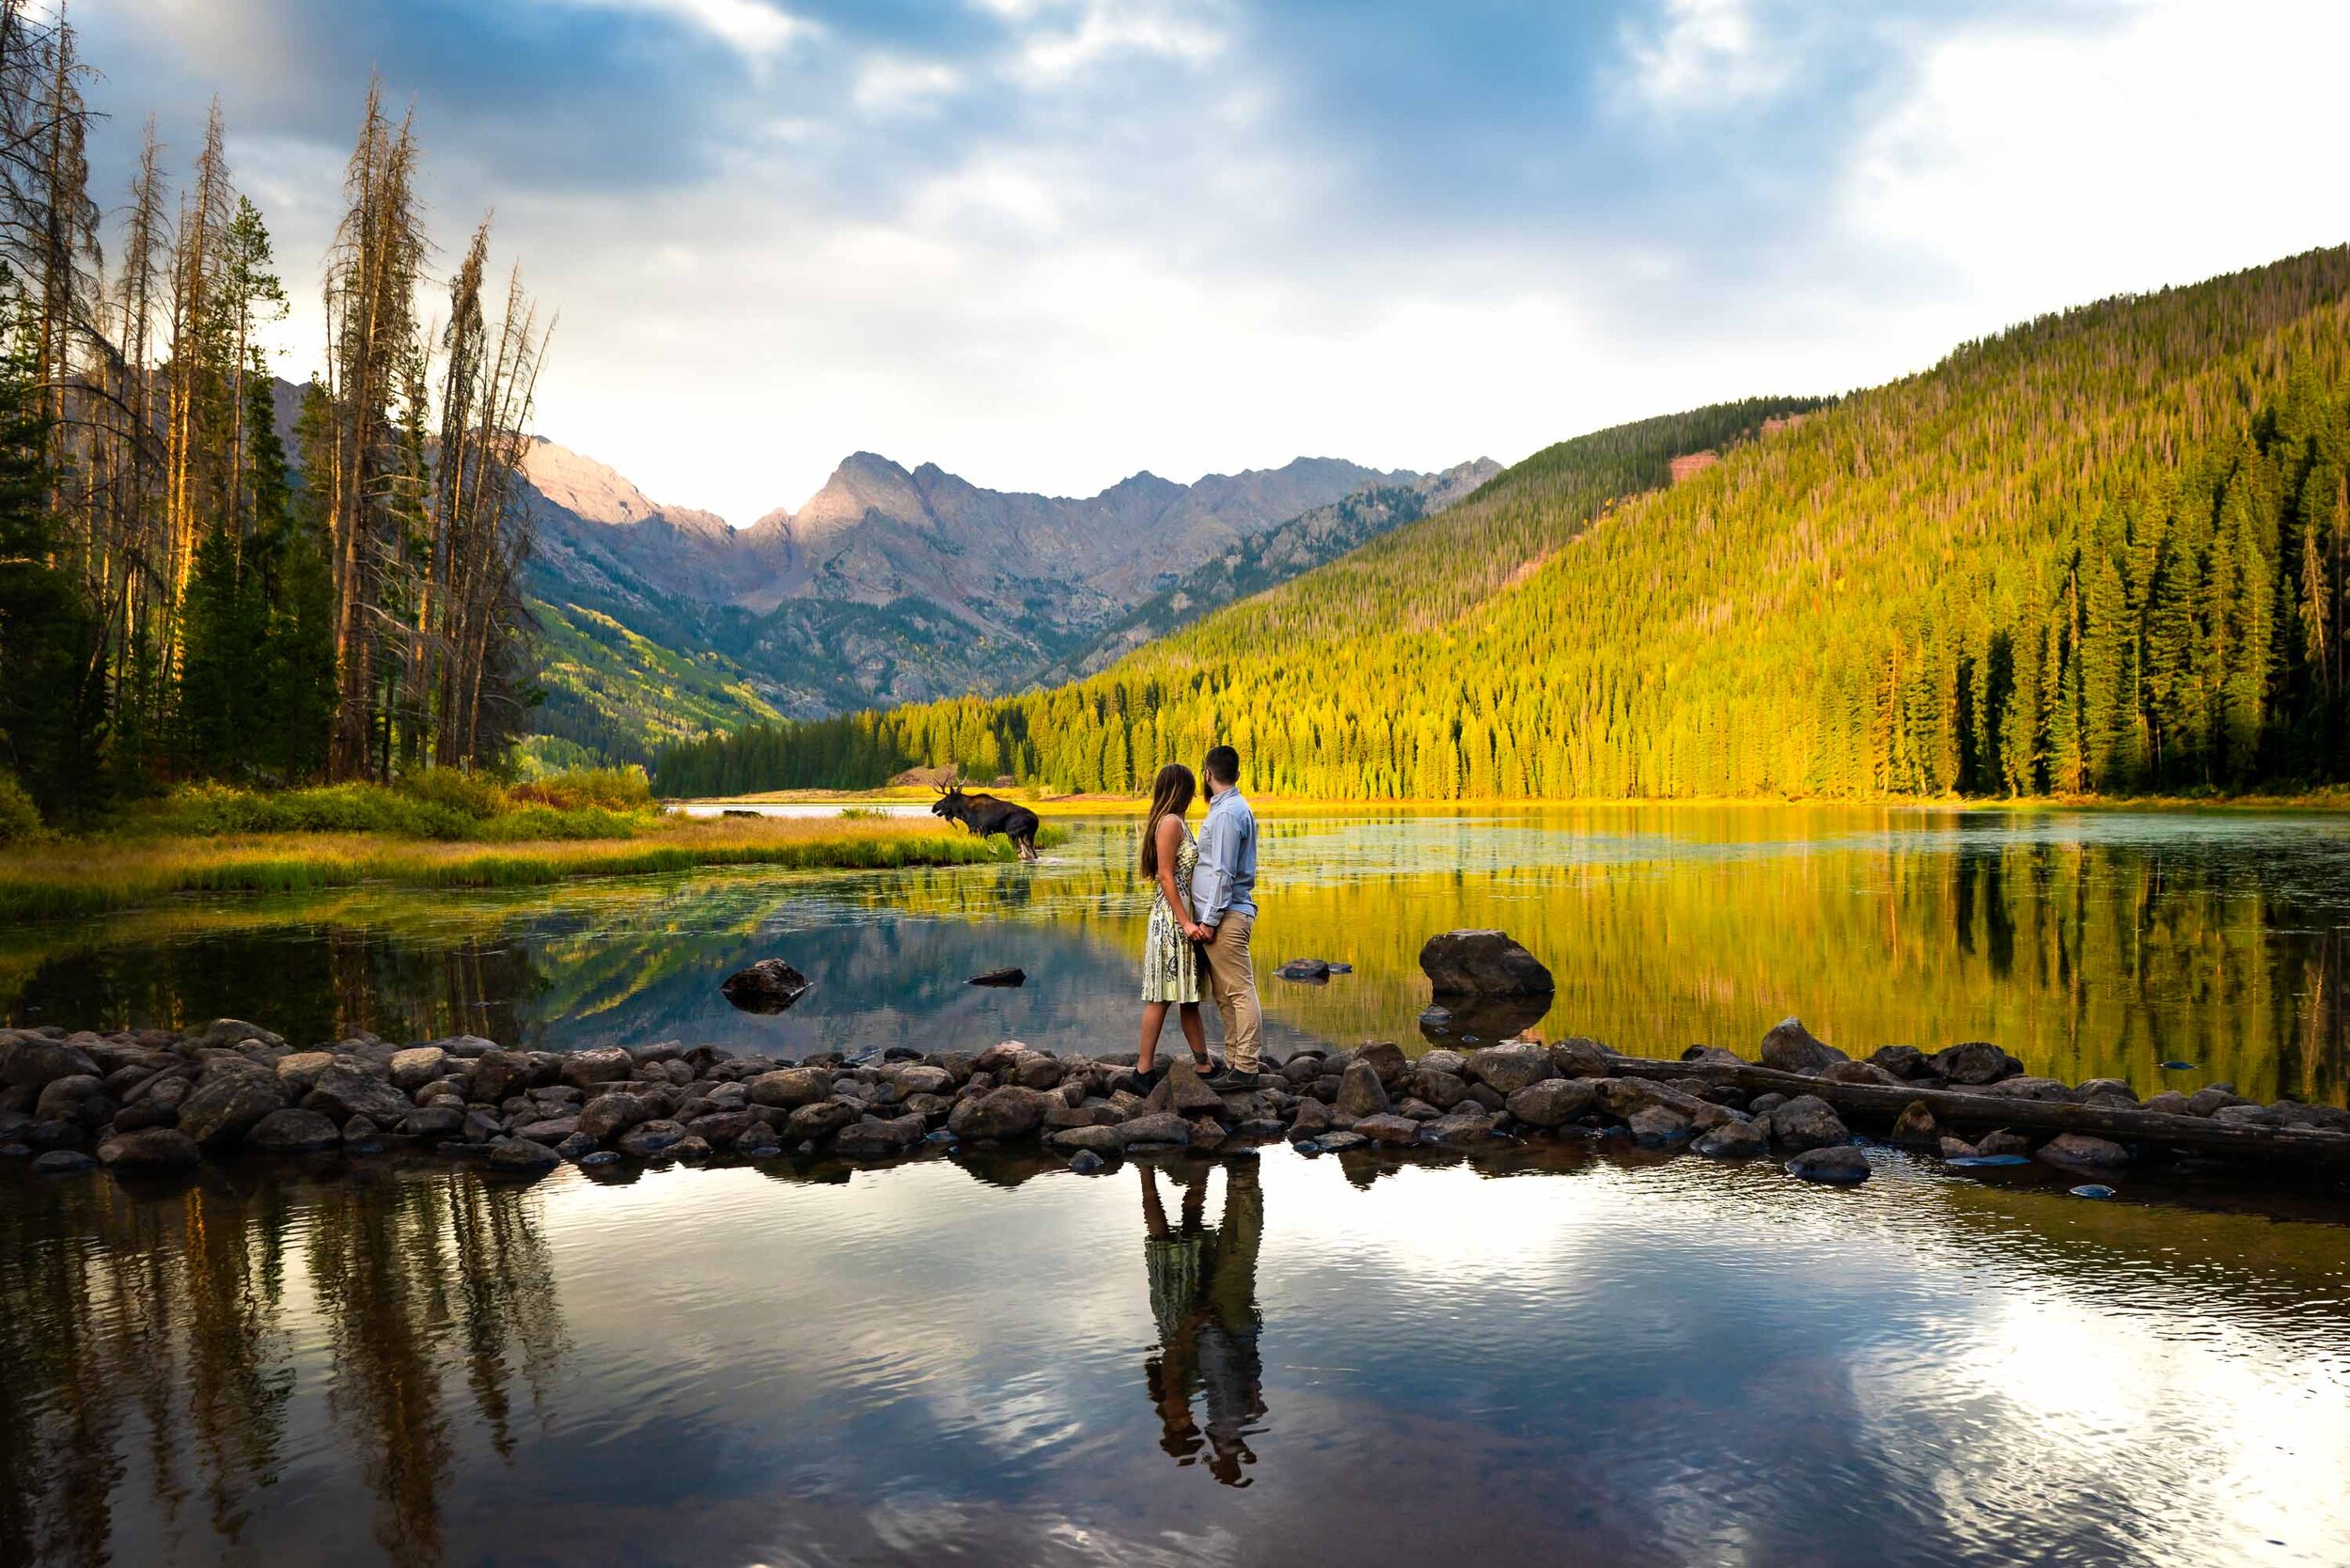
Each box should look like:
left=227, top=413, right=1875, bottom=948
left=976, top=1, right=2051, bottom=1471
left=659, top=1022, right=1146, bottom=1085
left=118, top=767, right=660, bottom=842
left=0, top=773, right=41, bottom=846
left=0, top=815, right=1067, bottom=921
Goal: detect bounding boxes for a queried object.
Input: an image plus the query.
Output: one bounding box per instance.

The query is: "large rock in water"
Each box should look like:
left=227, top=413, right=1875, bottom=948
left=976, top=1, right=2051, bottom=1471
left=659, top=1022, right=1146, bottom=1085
left=947, top=1086, right=1053, bottom=1141
left=721, top=958, right=811, bottom=1013
left=245, top=1108, right=343, bottom=1152
left=178, top=1070, right=290, bottom=1150
left=303, top=1064, right=415, bottom=1126
left=1418, top=931, right=1555, bottom=996
left=1333, top=1060, right=1390, bottom=1119
left=1758, top=1019, right=1847, bottom=1075
left=1505, top=1078, right=1596, bottom=1127
left=558, top=1047, right=634, bottom=1090
left=1932, top=1041, right=2021, bottom=1086
left=3, top=1038, right=100, bottom=1089
left=98, top=1127, right=201, bottom=1174
left=1464, top=1043, right=1556, bottom=1095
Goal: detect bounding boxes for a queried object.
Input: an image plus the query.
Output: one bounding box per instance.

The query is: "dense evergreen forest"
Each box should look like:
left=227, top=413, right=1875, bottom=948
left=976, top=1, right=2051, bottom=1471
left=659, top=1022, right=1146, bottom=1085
left=657, top=249, right=2350, bottom=801
left=0, top=5, right=549, bottom=825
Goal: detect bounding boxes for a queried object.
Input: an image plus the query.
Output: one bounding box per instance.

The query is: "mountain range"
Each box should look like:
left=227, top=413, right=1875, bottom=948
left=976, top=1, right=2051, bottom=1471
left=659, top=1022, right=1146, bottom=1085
left=518, top=442, right=1495, bottom=763
left=654, top=247, right=2350, bottom=804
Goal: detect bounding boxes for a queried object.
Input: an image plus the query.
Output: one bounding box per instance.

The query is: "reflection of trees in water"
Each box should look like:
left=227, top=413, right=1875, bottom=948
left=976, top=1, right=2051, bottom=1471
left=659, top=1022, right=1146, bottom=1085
left=0, top=1171, right=566, bottom=1568
left=8, top=817, right=2350, bottom=1101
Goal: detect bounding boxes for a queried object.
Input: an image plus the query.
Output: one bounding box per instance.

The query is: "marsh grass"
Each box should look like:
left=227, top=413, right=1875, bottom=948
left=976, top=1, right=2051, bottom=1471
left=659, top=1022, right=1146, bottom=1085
left=0, top=815, right=1068, bottom=921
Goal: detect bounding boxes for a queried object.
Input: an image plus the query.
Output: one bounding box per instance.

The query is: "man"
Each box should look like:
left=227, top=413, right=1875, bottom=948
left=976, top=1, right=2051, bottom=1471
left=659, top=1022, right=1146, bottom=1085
left=1188, top=744, right=1261, bottom=1083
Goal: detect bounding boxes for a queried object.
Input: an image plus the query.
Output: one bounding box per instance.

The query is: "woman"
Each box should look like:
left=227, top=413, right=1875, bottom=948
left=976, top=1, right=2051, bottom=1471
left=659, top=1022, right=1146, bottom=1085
left=1137, top=761, right=1216, bottom=1081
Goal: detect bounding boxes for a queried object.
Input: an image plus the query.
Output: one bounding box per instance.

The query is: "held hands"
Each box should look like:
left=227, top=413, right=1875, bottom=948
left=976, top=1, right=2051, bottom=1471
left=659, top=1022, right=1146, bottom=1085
left=1186, top=921, right=1216, bottom=943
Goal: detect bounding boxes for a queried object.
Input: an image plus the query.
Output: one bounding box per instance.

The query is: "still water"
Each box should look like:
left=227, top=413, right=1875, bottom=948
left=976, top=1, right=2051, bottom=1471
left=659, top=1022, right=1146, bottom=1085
left=8, top=807, right=2350, bottom=1101
left=7, top=808, right=2350, bottom=1567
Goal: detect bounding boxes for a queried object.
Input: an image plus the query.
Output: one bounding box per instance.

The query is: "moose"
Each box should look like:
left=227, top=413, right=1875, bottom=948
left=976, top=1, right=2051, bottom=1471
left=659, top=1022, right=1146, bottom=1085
left=931, top=781, right=1042, bottom=861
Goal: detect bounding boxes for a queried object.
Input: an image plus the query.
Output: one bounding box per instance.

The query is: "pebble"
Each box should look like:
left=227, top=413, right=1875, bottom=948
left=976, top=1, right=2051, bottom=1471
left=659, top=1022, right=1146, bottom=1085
left=1067, top=1151, right=1104, bottom=1174
left=2069, top=1184, right=2117, bottom=1200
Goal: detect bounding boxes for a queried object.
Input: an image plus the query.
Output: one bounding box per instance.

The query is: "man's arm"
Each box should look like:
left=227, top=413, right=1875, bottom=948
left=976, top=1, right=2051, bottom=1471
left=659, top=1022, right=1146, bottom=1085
left=1195, top=804, right=1235, bottom=928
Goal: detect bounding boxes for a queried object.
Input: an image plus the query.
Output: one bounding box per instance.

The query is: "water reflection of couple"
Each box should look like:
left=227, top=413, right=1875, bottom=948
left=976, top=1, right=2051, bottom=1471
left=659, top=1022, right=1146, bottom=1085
left=1137, top=1159, right=1265, bottom=1486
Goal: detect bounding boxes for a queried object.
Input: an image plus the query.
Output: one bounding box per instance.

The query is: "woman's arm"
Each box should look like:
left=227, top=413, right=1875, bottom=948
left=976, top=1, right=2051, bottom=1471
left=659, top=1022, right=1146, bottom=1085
left=1154, top=817, right=1198, bottom=931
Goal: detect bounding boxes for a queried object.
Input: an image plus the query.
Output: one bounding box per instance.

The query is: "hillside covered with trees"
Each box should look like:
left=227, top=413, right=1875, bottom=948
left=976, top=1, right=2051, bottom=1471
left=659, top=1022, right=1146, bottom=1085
left=0, top=5, right=549, bottom=825
left=659, top=248, right=2350, bottom=801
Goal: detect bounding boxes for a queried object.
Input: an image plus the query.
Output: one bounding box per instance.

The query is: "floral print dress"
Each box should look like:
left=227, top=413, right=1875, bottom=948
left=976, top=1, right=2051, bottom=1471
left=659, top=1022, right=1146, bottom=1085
left=1142, top=826, right=1202, bottom=1004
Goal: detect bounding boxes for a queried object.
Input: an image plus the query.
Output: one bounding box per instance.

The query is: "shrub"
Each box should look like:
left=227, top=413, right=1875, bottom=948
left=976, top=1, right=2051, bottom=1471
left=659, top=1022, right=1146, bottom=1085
left=395, top=766, right=508, bottom=820
left=0, top=772, right=42, bottom=846
left=509, top=765, right=654, bottom=813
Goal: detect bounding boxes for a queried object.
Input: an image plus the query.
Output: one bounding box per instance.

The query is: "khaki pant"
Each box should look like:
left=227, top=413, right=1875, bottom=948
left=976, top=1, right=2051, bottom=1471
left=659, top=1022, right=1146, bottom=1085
left=1199, top=911, right=1261, bottom=1072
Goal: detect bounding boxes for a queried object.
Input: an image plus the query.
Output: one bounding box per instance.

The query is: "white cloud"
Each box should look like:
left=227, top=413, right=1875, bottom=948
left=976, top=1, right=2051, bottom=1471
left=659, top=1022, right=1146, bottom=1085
left=544, top=0, right=819, bottom=61
left=1839, top=0, right=2350, bottom=347
left=1620, top=0, right=1790, bottom=111
left=853, top=55, right=965, bottom=116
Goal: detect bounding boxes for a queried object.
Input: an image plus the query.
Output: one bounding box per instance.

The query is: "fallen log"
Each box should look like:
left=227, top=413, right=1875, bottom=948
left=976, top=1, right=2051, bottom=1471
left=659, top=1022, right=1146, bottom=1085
left=1599, top=1056, right=2350, bottom=1169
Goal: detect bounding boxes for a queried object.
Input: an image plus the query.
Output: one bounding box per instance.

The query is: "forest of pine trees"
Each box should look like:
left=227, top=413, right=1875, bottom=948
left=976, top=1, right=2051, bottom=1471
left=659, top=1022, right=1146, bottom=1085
left=0, top=6, right=549, bottom=823
left=658, top=249, right=2350, bottom=802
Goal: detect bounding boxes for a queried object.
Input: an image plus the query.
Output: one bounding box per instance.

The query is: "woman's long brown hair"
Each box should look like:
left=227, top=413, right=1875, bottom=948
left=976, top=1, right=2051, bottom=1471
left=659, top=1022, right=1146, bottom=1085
left=1138, top=763, right=1197, bottom=877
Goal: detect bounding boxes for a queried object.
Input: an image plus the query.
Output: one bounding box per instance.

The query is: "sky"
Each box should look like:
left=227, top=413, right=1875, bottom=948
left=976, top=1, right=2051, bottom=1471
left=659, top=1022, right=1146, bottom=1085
left=71, top=0, right=2350, bottom=526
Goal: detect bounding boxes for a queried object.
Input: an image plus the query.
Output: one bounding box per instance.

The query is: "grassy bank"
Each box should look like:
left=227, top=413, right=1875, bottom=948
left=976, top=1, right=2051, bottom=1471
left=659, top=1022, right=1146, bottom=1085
left=1, top=778, right=1063, bottom=921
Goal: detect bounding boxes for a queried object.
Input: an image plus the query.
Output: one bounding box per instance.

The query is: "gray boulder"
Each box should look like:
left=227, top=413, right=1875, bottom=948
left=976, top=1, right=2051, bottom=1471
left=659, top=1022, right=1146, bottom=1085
left=786, top=1101, right=859, bottom=1142
left=488, top=1138, right=561, bottom=1174
left=1333, top=1060, right=1389, bottom=1119
left=1764, top=1094, right=1850, bottom=1152
left=1464, top=1043, right=1556, bottom=1095
left=617, top=1120, right=687, bottom=1158
left=1692, top=1119, right=1769, bottom=1159
left=98, top=1127, right=201, bottom=1173
left=274, top=1052, right=337, bottom=1092
left=1786, top=1146, right=1871, bottom=1184
left=1505, top=1078, right=1597, bottom=1128
left=1419, top=930, right=1555, bottom=996
left=576, top=1091, right=653, bottom=1143
left=178, top=1072, right=289, bottom=1150
left=747, top=1068, right=834, bottom=1109
left=2036, top=1133, right=2128, bottom=1172
left=3, top=1038, right=99, bottom=1089
left=388, top=1046, right=448, bottom=1092
left=1932, top=1041, right=2021, bottom=1086
left=469, top=1049, right=532, bottom=1103
left=1549, top=1037, right=1615, bottom=1077
left=1117, top=1112, right=1193, bottom=1147
left=245, top=1108, right=343, bottom=1153
left=1625, top=1105, right=1692, bottom=1146
left=1353, top=1113, right=1422, bottom=1146
left=947, top=1086, right=1054, bottom=1141
left=303, top=1064, right=415, bottom=1126
left=1759, top=1019, right=1847, bottom=1075
left=832, top=1114, right=926, bottom=1157
left=1044, top=1124, right=1128, bottom=1154
left=559, top=1046, right=634, bottom=1090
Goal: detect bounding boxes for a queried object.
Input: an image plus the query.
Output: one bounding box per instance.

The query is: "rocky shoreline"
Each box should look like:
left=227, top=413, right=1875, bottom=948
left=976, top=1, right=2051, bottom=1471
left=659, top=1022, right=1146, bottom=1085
left=6, top=1014, right=2349, bottom=1193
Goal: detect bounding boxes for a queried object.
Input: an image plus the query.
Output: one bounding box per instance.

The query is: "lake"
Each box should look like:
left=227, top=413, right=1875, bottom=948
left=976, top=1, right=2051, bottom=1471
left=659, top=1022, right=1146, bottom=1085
left=6, top=807, right=2350, bottom=1567
left=8, top=807, right=2350, bottom=1102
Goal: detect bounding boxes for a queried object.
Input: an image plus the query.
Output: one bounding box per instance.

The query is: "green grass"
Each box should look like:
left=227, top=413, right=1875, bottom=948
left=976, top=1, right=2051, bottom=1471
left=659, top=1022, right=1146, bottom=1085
left=0, top=816, right=1073, bottom=921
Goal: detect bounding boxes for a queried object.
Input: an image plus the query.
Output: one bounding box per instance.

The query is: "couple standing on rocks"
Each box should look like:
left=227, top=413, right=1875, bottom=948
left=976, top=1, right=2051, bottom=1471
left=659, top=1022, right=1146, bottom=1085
left=1131, top=745, right=1261, bottom=1095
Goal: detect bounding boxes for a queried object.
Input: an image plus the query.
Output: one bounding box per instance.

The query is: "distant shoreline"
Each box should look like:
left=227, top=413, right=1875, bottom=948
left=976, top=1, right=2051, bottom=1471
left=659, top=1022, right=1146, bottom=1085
left=679, top=788, right=2350, bottom=817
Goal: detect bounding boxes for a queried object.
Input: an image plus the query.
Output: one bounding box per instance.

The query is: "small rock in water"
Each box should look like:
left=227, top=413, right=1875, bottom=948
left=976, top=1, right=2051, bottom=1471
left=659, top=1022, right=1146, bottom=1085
left=1276, top=959, right=1332, bottom=983
left=968, top=967, right=1026, bottom=987
left=1068, top=1150, right=1104, bottom=1174
left=1326, top=962, right=1353, bottom=974
left=579, top=1150, right=622, bottom=1168
left=2069, top=1184, right=2117, bottom=1200
left=2159, top=1060, right=2197, bottom=1072
left=32, top=1149, right=96, bottom=1174
left=1785, top=1146, right=1871, bottom=1184
left=1292, top=1139, right=1323, bottom=1155
left=720, top=958, right=812, bottom=1013
left=1946, top=1153, right=2031, bottom=1168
